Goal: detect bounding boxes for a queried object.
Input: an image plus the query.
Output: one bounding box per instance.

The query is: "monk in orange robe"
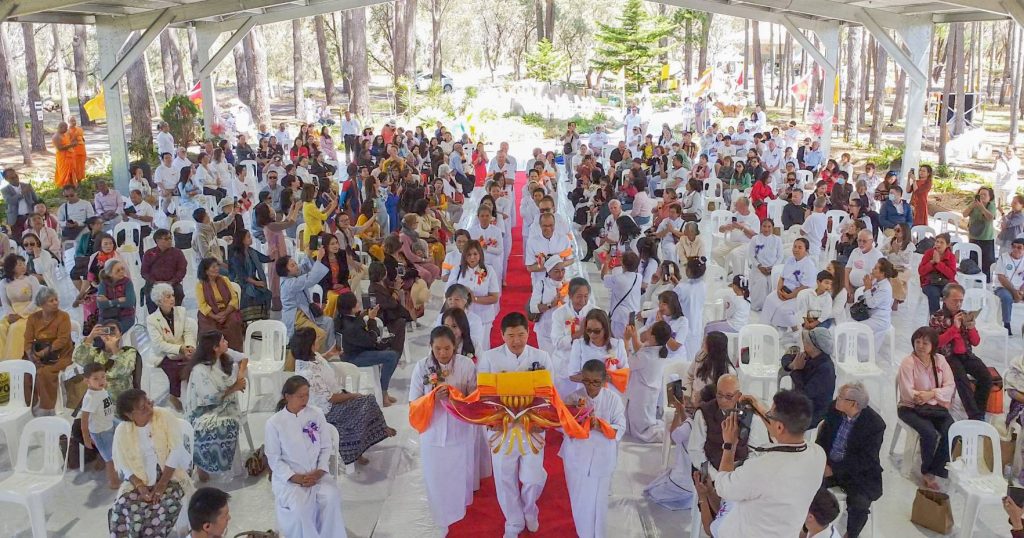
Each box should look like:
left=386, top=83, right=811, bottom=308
left=68, top=116, right=86, bottom=184
left=52, top=122, right=76, bottom=188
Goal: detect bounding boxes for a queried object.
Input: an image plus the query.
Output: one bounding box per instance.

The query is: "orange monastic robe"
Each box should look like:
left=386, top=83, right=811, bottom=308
left=69, top=125, right=86, bottom=183
left=53, top=133, right=74, bottom=188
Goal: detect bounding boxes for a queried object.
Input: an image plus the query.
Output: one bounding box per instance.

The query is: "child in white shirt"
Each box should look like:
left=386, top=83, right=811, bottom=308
left=705, top=275, right=751, bottom=334
left=79, top=362, right=120, bottom=489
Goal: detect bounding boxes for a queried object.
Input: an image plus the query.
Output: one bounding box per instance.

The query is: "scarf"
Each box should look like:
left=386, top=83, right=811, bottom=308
left=112, top=407, right=193, bottom=496
left=1007, top=355, right=1024, bottom=394
left=201, top=276, right=232, bottom=315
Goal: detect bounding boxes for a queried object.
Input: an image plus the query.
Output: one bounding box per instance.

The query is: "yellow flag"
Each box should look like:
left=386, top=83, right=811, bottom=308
left=661, top=64, right=670, bottom=80
left=834, top=73, right=840, bottom=103
left=693, top=68, right=714, bottom=97
left=83, top=90, right=106, bottom=121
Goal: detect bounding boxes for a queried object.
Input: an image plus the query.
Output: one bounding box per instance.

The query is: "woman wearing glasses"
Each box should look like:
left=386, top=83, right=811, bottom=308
left=567, top=310, right=629, bottom=397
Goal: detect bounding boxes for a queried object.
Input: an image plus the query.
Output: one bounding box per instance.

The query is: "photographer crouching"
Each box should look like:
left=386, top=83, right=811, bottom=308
left=687, top=374, right=768, bottom=482
left=692, top=389, right=827, bottom=538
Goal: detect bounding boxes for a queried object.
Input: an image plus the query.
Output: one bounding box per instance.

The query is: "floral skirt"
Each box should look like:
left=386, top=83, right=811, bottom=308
left=108, top=481, right=185, bottom=537
left=191, top=409, right=240, bottom=473
left=326, top=394, right=389, bottom=464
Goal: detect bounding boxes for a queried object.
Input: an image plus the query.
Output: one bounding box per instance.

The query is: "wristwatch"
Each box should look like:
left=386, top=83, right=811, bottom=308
left=722, top=442, right=734, bottom=451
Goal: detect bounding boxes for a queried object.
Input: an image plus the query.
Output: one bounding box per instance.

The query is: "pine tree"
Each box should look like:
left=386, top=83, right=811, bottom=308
left=525, top=39, right=568, bottom=83
left=592, top=0, right=674, bottom=92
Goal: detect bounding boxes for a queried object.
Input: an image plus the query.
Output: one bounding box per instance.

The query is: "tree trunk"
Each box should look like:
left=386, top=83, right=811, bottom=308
left=292, top=19, right=305, bottom=119
left=392, top=0, right=417, bottom=111
left=544, top=0, right=554, bottom=46
left=751, top=21, right=765, bottom=108
left=52, top=25, right=71, bottom=120
left=952, top=23, right=967, bottom=136
left=346, top=8, right=371, bottom=120
left=160, top=29, right=187, bottom=100
left=1001, top=21, right=1014, bottom=106
left=334, top=12, right=349, bottom=96
left=21, top=24, right=46, bottom=152
left=315, top=16, right=335, bottom=105
left=0, top=26, right=30, bottom=162
left=187, top=26, right=200, bottom=86
left=743, top=20, right=750, bottom=91
left=698, top=14, right=712, bottom=75
left=890, top=67, right=906, bottom=124
left=73, top=24, right=93, bottom=126
left=939, top=27, right=957, bottom=165
left=843, top=26, right=861, bottom=142
left=535, top=0, right=545, bottom=42
left=1013, top=25, right=1023, bottom=145
left=860, top=38, right=871, bottom=125
left=247, top=28, right=271, bottom=126
left=869, top=43, right=887, bottom=146
left=143, top=51, right=159, bottom=117
left=986, top=22, right=995, bottom=100
left=683, top=16, right=692, bottom=85
left=430, top=0, right=443, bottom=82
left=125, top=39, right=154, bottom=155
left=232, top=43, right=251, bottom=110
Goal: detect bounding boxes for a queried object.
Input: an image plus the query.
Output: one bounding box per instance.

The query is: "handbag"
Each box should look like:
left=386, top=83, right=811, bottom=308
left=910, top=488, right=954, bottom=533
left=928, top=271, right=949, bottom=287
left=245, top=445, right=269, bottom=476
left=849, top=297, right=870, bottom=321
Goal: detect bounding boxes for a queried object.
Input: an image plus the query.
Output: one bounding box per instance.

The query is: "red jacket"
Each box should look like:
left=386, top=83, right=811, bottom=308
left=917, top=247, right=958, bottom=287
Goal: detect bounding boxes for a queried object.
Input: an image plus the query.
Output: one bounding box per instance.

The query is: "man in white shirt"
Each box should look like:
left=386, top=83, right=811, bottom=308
left=58, top=185, right=96, bottom=241
left=710, top=390, right=826, bottom=538
left=763, top=139, right=783, bottom=182
left=488, top=149, right=516, bottom=181
left=478, top=313, right=554, bottom=538
left=801, top=197, right=829, bottom=258
left=549, top=278, right=594, bottom=393
left=154, top=152, right=179, bottom=214
left=660, top=154, right=690, bottom=194
left=172, top=147, right=192, bottom=176
left=588, top=125, right=609, bottom=157
left=525, top=213, right=574, bottom=287
left=125, top=189, right=156, bottom=241
left=273, top=122, right=291, bottom=152
left=341, top=112, right=360, bottom=163
left=623, top=106, right=641, bottom=139
left=994, top=147, right=1023, bottom=205
left=711, top=197, right=759, bottom=271
left=654, top=204, right=685, bottom=263
left=994, top=238, right=1024, bottom=334
left=155, top=122, right=175, bottom=157
left=528, top=195, right=573, bottom=243
left=784, top=121, right=801, bottom=151
left=845, top=230, right=883, bottom=296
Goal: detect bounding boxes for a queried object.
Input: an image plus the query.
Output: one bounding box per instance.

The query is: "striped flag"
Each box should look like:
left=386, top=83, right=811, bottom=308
left=693, top=68, right=714, bottom=97
left=790, top=72, right=812, bottom=103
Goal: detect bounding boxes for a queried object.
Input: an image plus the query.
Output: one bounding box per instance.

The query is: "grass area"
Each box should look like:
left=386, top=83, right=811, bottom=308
left=508, top=111, right=612, bottom=139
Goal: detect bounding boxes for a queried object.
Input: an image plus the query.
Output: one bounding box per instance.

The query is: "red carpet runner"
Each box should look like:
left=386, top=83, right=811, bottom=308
left=449, top=171, right=577, bottom=537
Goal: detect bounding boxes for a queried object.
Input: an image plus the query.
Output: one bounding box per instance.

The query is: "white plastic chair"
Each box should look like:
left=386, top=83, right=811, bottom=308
left=832, top=322, right=887, bottom=403
left=244, top=320, right=288, bottom=410
left=238, top=160, right=258, bottom=184
left=113, top=220, right=143, bottom=254
left=296, top=223, right=308, bottom=249
left=829, top=485, right=876, bottom=537
left=0, top=416, right=70, bottom=538
left=795, top=169, right=813, bottom=189
left=706, top=209, right=733, bottom=247
left=911, top=225, right=936, bottom=243
left=825, top=210, right=849, bottom=235
left=958, top=272, right=987, bottom=291
left=331, top=360, right=364, bottom=394
left=888, top=377, right=922, bottom=477
left=659, top=361, right=692, bottom=469
left=963, top=289, right=1009, bottom=371
left=767, top=198, right=786, bottom=227
left=737, top=324, right=781, bottom=399
left=310, top=284, right=325, bottom=306
left=952, top=242, right=983, bottom=265
left=934, top=211, right=962, bottom=234
left=703, top=178, right=726, bottom=212
left=703, top=264, right=728, bottom=294
left=946, top=420, right=1006, bottom=538
left=0, top=361, right=36, bottom=467
left=128, top=324, right=168, bottom=404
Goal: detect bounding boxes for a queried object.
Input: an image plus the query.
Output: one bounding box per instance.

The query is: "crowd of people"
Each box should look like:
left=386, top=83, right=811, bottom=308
left=1, top=98, right=1023, bottom=538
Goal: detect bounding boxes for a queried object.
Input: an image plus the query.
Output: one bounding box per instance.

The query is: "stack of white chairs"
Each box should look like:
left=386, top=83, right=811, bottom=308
left=736, top=324, right=781, bottom=399
left=946, top=420, right=1007, bottom=538
left=0, top=361, right=36, bottom=468
left=832, top=321, right=888, bottom=404
left=0, top=416, right=71, bottom=538
left=244, top=320, right=289, bottom=411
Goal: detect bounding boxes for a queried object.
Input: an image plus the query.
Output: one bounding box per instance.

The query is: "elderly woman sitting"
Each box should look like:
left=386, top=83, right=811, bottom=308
left=196, top=257, right=243, bottom=351
left=23, top=286, right=73, bottom=411
left=185, top=330, right=248, bottom=481
left=73, top=321, right=141, bottom=400
left=109, top=389, right=193, bottom=537
left=146, top=283, right=197, bottom=411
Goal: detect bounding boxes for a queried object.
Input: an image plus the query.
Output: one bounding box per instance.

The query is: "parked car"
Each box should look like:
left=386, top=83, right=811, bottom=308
left=415, top=73, right=454, bottom=93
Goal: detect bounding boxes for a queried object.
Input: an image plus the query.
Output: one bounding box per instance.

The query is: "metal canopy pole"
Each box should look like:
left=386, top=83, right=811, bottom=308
left=894, top=21, right=934, bottom=180
left=95, top=16, right=131, bottom=193
left=816, top=23, right=841, bottom=159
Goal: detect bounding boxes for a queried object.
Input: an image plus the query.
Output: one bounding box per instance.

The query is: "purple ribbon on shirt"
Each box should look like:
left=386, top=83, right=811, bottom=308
left=302, top=421, right=320, bottom=444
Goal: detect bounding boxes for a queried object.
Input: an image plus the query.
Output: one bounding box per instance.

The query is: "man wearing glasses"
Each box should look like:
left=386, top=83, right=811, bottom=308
left=687, top=374, right=767, bottom=481
left=697, top=390, right=827, bottom=538
left=57, top=184, right=96, bottom=244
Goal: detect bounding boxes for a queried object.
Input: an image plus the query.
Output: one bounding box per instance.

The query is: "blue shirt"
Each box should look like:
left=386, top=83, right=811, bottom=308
left=803, top=149, right=824, bottom=170
left=829, top=414, right=857, bottom=462
left=449, top=151, right=465, bottom=175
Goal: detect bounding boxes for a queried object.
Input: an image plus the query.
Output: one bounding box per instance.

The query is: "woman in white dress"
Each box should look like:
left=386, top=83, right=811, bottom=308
left=265, top=375, right=348, bottom=538
left=466, top=206, right=505, bottom=284
left=601, top=251, right=642, bottom=338
left=408, top=326, right=479, bottom=533
left=486, top=181, right=514, bottom=285
left=640, top=290, right=689, bottom=362
left=746, top=218, right=784, bottom=310
left=568, top=309, right=629, bottom=396
left=643, top=399, right=695, bottom=510
left=859, top=259, right=896, bottom=366
left=529, top=258, right=567, bottom=352
left=760, top=238, right=818, bottom=334
left=672, top=257, right=707, bottom=361
left=704, top=275, right=751, bottom=335
left=446, top=240, right=500, bottom=339
left=624, top=320, right=673, bottom=442
left=436, top=284, right=487, bottom=355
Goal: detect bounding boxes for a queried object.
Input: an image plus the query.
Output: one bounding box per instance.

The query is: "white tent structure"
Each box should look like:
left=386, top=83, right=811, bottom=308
left=3, top=0, right=1023, bottom=192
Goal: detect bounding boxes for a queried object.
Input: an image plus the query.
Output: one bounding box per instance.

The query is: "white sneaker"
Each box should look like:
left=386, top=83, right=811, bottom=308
left=526, top=516, right=539, bottom=532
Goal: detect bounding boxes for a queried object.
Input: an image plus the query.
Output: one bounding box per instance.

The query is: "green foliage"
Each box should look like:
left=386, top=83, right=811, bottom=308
left=160, top=95, right=201, bottom=151
left=506, top=110, right=609, bottom=138
left=865, top=144, right=905, bottom=169
left=525, top=39, right=568, bottom=83
left=465, top=86, right=479, bottom=100
left=592, top=0, right=675, bottom=93
left=932, top=176, right=959, bottom=194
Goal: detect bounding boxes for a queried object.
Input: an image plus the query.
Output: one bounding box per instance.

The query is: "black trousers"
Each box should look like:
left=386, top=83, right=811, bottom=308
left=897, top=406, right=953, bottom=478
left=946, top=352, right=992, bottom=420
left=581, top=226, right=602, bottom=260
left=824, top=475, right=872, bottom=538
left=343, top=134, right=357, bottom=162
